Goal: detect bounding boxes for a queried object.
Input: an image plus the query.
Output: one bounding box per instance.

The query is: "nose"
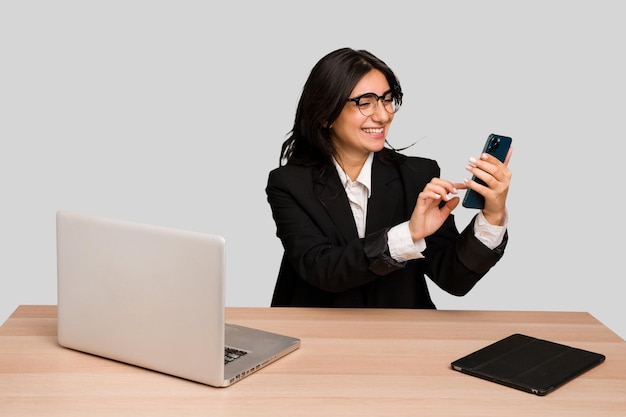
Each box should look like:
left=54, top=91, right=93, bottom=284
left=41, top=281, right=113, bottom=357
left=370, top=100, right=392, bottom=122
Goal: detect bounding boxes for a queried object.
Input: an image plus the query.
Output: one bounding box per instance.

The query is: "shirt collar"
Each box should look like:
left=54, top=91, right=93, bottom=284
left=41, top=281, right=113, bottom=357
left=332, top=152, right=373, bottom=198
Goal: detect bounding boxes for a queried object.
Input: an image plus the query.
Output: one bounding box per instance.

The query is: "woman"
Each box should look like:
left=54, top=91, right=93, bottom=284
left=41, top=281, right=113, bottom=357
left=266, top=47, right=512, bottom=308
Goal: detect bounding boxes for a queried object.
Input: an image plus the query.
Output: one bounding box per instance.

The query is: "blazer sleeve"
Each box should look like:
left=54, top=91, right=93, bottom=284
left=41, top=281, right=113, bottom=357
left=363, top=155, right=508, bottom=296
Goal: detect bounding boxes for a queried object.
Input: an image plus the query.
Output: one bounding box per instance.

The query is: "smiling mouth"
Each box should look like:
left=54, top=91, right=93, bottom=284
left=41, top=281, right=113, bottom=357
left=363, top=128, right=384, bottom=134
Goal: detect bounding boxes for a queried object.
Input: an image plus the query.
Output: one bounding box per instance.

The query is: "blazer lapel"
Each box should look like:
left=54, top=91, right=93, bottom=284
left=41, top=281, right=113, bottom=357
left=366, top=155, right=402, bottom=234
left=314, top=166, right=359, bottom=242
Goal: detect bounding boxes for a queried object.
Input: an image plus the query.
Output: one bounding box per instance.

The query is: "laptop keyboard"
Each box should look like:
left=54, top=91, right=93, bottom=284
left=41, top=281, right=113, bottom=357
left=224, top=346, right=248, bottom=365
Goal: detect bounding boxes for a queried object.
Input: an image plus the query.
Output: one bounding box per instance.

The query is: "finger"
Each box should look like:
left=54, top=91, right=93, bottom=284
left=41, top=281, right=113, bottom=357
left=445, top=195, right=460, bottom=211
left=427, top=179, right=460, bottom=197
left=465, top=163, right=494, bottom=187
left=435, top=196, right=461, bottom=220
left=463, top=176, right=487, bottom=192
left=472, top=155, right=499, bottom=172
left=425, top=187, right=456, bottom=202
left=418, top=189, right=444, bottom=202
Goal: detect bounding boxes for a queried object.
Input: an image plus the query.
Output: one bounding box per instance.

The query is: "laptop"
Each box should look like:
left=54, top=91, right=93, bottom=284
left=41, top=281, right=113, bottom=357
left=56, top=210, right=300, bottom=387
left=451, top=333, right=605, bottom=396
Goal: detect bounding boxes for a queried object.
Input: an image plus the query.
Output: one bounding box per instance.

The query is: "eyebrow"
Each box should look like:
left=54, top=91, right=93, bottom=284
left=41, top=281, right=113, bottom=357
left=350, top=89, right=393, bottom=99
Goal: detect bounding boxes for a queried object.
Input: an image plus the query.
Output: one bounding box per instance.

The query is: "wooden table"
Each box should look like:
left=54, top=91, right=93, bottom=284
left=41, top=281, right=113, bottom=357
left=1, top=305, right=625, bottom=416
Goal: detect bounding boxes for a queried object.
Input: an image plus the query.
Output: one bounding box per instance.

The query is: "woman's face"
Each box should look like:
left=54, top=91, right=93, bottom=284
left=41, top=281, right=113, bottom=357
left=329, top=69, right=394, bottom=162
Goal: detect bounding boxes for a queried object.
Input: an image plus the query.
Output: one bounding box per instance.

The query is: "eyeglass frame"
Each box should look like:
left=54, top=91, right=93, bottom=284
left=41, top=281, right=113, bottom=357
left=346, top=89, right=403, bottom=117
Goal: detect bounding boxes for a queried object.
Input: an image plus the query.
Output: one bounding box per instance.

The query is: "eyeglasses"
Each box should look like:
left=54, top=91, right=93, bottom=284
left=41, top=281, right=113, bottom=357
left=347, top=89, right=402, bottom=117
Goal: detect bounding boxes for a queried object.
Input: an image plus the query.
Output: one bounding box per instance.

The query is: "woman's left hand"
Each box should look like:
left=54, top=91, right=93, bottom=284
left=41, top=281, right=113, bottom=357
left=465, top=147, right=513, bottom=226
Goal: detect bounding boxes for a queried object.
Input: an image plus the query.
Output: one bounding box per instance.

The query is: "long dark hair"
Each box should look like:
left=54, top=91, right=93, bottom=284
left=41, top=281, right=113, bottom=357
left=279, top=48, right=403, bottom=167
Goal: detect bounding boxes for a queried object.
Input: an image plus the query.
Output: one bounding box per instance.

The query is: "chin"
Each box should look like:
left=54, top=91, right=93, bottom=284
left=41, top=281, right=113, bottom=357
left=368, top=140, right=386, bottom=152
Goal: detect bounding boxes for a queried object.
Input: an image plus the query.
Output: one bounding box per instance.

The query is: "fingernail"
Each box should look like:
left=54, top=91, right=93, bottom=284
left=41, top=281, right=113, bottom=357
left=469, top=157, right=477, bottom=164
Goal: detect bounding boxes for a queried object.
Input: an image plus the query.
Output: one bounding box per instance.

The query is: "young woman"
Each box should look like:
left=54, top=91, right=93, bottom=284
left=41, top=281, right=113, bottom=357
left=266, top=47, right=512, bottom=308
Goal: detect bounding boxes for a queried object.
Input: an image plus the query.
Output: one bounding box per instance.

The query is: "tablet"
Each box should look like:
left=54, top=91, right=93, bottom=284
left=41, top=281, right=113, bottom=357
left=451, top=333, right=605, bottom=396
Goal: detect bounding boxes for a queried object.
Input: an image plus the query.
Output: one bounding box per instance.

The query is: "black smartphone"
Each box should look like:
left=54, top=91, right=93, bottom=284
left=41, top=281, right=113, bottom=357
left=462, top=133, right=512, bottom=209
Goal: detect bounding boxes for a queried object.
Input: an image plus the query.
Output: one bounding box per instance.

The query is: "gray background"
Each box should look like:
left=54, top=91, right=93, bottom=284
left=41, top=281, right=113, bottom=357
left=2, top=1, right=624, bottom=340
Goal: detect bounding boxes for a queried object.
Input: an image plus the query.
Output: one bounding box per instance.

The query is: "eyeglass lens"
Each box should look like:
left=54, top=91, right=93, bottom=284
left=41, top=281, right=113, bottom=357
left=355, top=93, right=400, bottom=116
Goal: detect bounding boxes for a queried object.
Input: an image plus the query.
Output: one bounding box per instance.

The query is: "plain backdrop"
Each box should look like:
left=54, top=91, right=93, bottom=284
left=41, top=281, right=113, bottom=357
left=2, top=1, right=624, bottom=340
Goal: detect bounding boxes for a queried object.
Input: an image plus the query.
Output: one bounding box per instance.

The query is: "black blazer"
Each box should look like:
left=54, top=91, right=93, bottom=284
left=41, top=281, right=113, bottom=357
left=266, top=148, right=507, bottom=308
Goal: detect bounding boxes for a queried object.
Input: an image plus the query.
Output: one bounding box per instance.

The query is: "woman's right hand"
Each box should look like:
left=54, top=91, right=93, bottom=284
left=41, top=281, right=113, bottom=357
left=408, top=178, right=466, bottom=242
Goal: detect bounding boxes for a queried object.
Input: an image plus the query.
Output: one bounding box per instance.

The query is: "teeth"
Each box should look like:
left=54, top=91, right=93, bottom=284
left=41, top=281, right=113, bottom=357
left=363, top=128, right=383, bottom=134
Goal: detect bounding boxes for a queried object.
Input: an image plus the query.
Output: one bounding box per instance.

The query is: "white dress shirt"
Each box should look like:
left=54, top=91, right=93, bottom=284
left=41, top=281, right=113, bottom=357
left=333, top=152, right=507, bottom=263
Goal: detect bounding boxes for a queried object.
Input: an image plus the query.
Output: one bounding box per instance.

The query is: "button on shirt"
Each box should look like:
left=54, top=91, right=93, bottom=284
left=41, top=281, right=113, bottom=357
left=333, top=152, right=507, bottom=263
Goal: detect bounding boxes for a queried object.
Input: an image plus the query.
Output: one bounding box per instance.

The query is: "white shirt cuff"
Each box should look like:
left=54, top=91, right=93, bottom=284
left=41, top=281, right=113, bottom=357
left=474, top=210, right=508, bottom=249
left=387, top=221, right=425, bottom=262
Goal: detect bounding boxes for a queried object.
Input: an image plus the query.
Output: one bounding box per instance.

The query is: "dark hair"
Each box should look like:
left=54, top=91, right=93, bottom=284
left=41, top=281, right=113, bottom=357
left=279, top=48, right=403, bottom=167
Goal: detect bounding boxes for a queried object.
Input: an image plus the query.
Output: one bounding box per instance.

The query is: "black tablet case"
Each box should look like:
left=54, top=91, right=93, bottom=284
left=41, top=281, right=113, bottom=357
left=451, top=333, right=606, bottom=396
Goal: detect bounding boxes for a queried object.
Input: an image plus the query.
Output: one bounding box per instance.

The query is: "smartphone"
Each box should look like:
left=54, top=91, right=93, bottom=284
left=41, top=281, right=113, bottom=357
left=462, top=134, right=512, bottom=209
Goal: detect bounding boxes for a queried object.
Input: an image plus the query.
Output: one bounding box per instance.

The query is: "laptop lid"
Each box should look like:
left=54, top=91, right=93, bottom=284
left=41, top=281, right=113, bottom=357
left=56, top=210, right=299, bottom=387
left=451, top=333, right=605, bottom=395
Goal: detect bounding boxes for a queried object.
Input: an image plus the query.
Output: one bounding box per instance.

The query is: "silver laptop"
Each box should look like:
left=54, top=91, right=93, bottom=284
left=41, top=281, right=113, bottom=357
left=56, top=210, right=300, bottom=387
